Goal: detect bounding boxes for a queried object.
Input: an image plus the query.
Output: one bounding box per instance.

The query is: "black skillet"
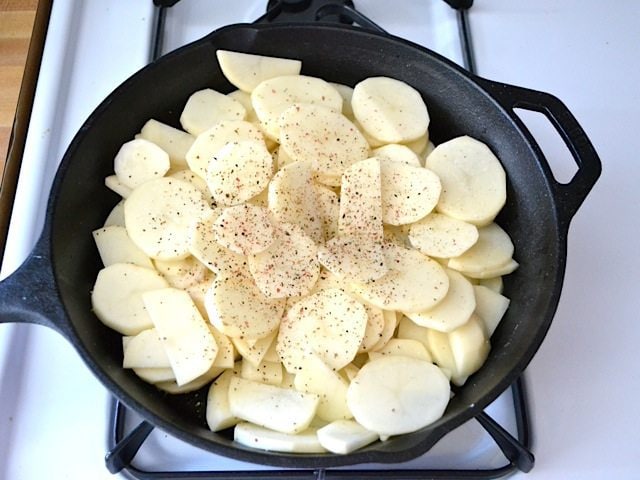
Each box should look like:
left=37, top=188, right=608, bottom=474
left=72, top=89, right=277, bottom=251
left=0, top=10, right=600, bottom=470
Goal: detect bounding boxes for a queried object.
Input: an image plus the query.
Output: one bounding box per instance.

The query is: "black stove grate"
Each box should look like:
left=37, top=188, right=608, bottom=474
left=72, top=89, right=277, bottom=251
left=107, top=1, right=535, bottom=477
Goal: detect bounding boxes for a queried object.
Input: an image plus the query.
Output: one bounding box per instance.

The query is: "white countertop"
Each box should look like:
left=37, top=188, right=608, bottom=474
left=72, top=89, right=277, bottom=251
left=1, top=1, right=639, bottom=479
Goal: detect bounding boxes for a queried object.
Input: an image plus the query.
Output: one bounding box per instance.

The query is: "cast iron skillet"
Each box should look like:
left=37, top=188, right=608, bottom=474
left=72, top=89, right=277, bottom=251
left=0, top=23, right=600, bottom=468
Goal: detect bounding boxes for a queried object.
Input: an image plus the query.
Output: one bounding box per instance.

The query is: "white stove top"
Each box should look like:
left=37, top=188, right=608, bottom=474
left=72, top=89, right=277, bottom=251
left=1, top=1, right=639, bottom=478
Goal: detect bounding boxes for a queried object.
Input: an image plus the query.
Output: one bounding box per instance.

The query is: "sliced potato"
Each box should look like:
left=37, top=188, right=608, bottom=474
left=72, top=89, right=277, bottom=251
left=251, top=75, right=342, bottom=140
left=168, top=169, right=217, bottom=208
left=268, top=160, right=322, bottom=242
left=278, top=104, right=369, bottom=183
left=208, top=325, right=235, bottom=369
left=473, top=285, right=510, bottom=337
left=93, top=225, right=154, bottom=269
left=405, top=269, right=476, bottom=332
left=91, top=263, right=169, bottom=335
left=122, top=328, right=171, bottom=368
left=234, top=422, right=326, bottom=453
left=138, top=119, right=195, bottom=169
left=352, top=76, right=429, bottom=144
left=317, top=420, right=379, bottom=454
left=205, top=272, right=285, bottom=339
left=228, top=376, right=319, bottom=434
left=372, top=144, right=421, bottom=167
left=114, top=138, right=170, bottom=189
left=478, top=276, right=503, bottom=294
left=368, top=338, right=432, bottom=363
left=370, top=309, right=398, bottom=352
left=241, top=359, right=283, bottom=386
left=180, top=88, right=246, bottom=136
left=206, top=369, right=240, bottom=432
left=338, top=158, right=383, bottom=241
left=314, top=184, right=340, bottom=241
left=185, top=273, right=215, bottom=318
left=153, top=256, right=209, bottom=289
left=155, top=365, right=225, bottom=394
left=132, top=367, right=176, bottom=384
left=105, top=175, right=132, bottom=198
left=142, top=287, right=218, bottom=385
left=358, top=304, right=386, bottom=353
left=248, top=223, right=319, bottom=299
left=346, top=356, right=449, bottom=437
left=213, top=204, right=275, bottom=255
left=185, top=120, right=264, bottom=178
left=425, top=328, right=458, bottom=382
left=447, top=223, right=514, bottom=276
left=232, top=330, right=277, bottom=367
left=351, top=243, right=449, bottom=313
left=379, top=158, right=441, bottom=225
left=104, top=200, right=125, bottom=227
left=329, top=82, right=354, bottom=119
left=396, top=315, right=431, bottom=353
left=403, top=132, right=429, bottom=157
left=409, top=213, right=479, bottom=258
left=464, top=258, right=519, bottom=280
left=317, top=236, right=387, bottom=283
left=124, top=177, right=213, bottom=260
left=448, top=314, right=490, bottom=386
left=426, top=136, right=506, bottom=226
left=216, top=50, right=302, bottom=93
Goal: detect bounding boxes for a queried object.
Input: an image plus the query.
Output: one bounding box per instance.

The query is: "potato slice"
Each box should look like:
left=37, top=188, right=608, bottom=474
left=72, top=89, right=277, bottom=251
left=232, top=330, right=277, bottom=367
left=449, top=314, right=490, bottom=386
left=185, top=120, right=264, bottom=178
left=206, top=369, right=240, bottom=432
left=405, top=269, right=476, bottom=333
left=370, top=310, right=398, bottom=352
left=425, top=328, right=458, bottom=381
left=114, top=138, right=170, bottom=189
left=132, top=367, right=176, bottom=384
left=206, top=272, right=285, bottom=340
left=352, top=76, right=429, bottom=144
left=228, top=377, right=319, bottom=434
left=208, top=325, right=235, bottom=369
left=213, top=204, right=275, bottom=255
left=155, top=365, right=225, bottom=394
left=268, top=160, right=322, bottom=242
left=358, top=304, right=385, bottom=353
left=185, top=273, right=215, bottom=318
left=318, top=236, right=387, bottom=283
left=447, top=223, right=514, bottom=275
left=338, top=158, right=383, bottom=241
left=404, top=132, right=429, bottom=157
left=473, top=285, right=510, bottom=337
left=329, top=82, right=354, bottom=119
left=248, top=223, right=319, bottom=299
left=317, top=420, right=379, bottom=454
left=315, top=184, right=339, bottom=241
left=168, top=169, right=217, bottom=208
left=142, top=287, right=218, bottom=385
left=396, top=315, right=431, bottom=353
left=277, top=288, right=368, bottom=373
left=351, top=243, right=449, bottom=313
left=251, top=75, right=342, bottom=140
left=346, top=356, right=449, bottom=437
left=372, top=144, right=421, bottom=167
left=153, top=256, right=209, bottom=289
left=380, top=158, right=441, bottom=226
left=91, top=263, right=169, bottom=335
left=216, top=50, right=302, bottom=93
left=122, top=328, right=171, bottom=368
left=205, top=139, right=274, bottom=206
left=138, top=119, right=195, bottom=169
left=189, top=213, right=248, bottom=276
left=293, top=355, right=352, bottom=422
left=478, top=276, right=503, bottom=294
left=278, top=104, right=369, bottom=183
left=464, top=258, right=519, bottom=280
left=409, top=213, right=479, bottom=258
left=105, top=175, right=132, bottom=198
left=368, top=338, right=432, bottom=363
left=124, top=177, right=213, bottom=260
left=104, top=200, right=125, bottom=227
left=241, top=359, right=283, bottom=386
left=234, top=422, right=326, bottom=453
left=93, top=225, right=153, bottom=269
left=180, top=88, right=246, bottom=136
left=426, top=136, right=506, bottom=226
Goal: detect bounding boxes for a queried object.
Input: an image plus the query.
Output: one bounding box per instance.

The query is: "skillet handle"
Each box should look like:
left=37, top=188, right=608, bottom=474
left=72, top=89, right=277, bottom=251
left=0, top=236, right=67, bottom=334
left=477, top=79, right=602, bottom=225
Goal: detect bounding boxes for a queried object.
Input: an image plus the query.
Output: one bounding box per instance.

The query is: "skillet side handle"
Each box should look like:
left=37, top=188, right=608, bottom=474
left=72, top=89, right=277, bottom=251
left=478, top=79, right=602, bottom=225
left=0, top=238, right=67, bottom=334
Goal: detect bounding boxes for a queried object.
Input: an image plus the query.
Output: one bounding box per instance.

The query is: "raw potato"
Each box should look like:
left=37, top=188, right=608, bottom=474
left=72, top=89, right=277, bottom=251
left=405, top=269, right=476, bottom=333
left=409, top=213, right=479, bottom=258
left=180, top=88, right=246, bottom=136
left=404, top=132, right=429, bottom=157
left=370, top=310, right=398, bottom=351
left=216, top=50, right=302, bottom=93
left=251, top=75, right=342, bottom=140
left=91, top=263, right=169, bottom=335
left=232, top=330, right=277, bottom=367
left=372, top=144, right=422, bottom=167
left=465, top=258, right=519, bottom=280
left=473, top=285, right=510, bottom=337
left=329, top=82, right=355, bottom=119
left=447, top=223, right=514, bottom=276
left=277, top=288, right=368, bottom=373
left=153, top=256, right=208, bottom=289
left=248, top=223, right=319, bottom=299
left=205, top=139, right=273, bottom=206
left=155, top=365, right=225, bottom=394
left=358, top=305, right=386, bottom=353
left=234, top=422, right=326, bottom=453
left=93, top=225, right=154, bottom=269
left=351, top=243, right=449, bottom=313
left=317, top=236, right=388, bottom=283
left=105, top=175, right=132, bottom=198
left=185, top=120, right=264, bottom=178
left=122, top=328, right=171, bottom=368
left=317, top=420, right=378, bottom=454
left=368, top=338, right=432, bottom=363
left=397, top=315, right=431, bottom=353
left=104, top=200, right=125, bottom=227
left=380, top=158, right=441, bottom=225
left=142, top=288, right=218, bottom=385
left=168, top=169, right=217, bottom=208
left=346, top=356, right=450, bottom=437
left=426, top=136, right=506, bottom=226
left=479, top=276, right=503, bottom=294
left=138, top=119, right=195, bottom=169
left=448, top=314, right=490, bottom=384
left=124, top=177, right=213, bottom=260
left=206, top=369, right=240, bottom=432
left=315, top=184, right=340, bottom=240
left=241, top=360, right=283, bottom=386
left=278, top=104, right=369, bottom=184
left=205, top=272, right=285, bottom=339
left=338, top=158, right=383, bottom=241
left=228, top=377, right=319, bottom=434
left=352, top=76, right=429, bottom=144
left=213, top=204, right=275, bottom=255
left=114, top=138, right=170, bottom=189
